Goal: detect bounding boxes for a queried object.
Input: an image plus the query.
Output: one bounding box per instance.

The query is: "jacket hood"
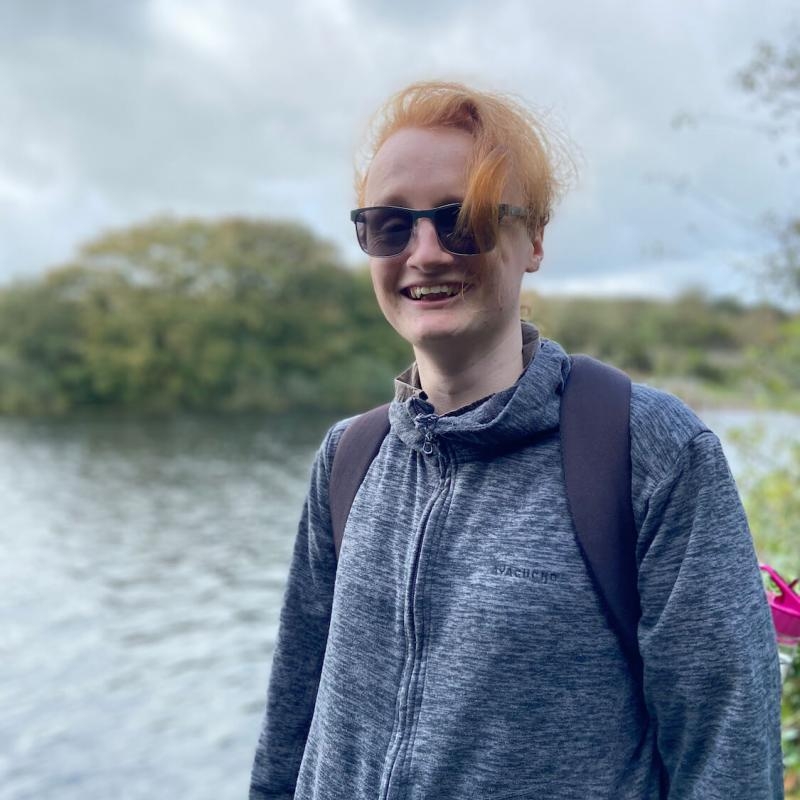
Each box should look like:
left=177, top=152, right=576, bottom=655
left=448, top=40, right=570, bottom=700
left=389, top=324, right=571, bottom=460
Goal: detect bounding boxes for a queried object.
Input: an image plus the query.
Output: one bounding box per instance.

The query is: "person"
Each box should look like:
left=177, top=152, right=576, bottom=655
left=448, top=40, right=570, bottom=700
left=249, top=81, right=784, bottom=799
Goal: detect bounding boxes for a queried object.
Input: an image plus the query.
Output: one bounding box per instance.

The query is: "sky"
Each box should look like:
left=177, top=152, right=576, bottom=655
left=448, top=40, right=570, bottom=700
left=1, top=0, right=798, bottom=302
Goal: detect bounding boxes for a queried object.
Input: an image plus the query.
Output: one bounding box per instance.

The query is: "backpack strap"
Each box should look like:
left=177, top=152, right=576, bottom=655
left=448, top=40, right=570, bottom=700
left=329, top=403, right=391, bottom=558
left=561, top=355, right=642, bottom=678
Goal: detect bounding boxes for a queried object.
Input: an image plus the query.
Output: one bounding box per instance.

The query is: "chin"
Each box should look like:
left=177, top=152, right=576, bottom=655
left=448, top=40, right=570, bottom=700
left=405, top=322, right=478, bottom=353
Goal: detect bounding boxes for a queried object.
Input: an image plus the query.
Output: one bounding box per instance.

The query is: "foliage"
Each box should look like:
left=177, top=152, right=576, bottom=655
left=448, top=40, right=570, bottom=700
left=766, top=217, right=800, bottom=300
left=730, top=41, right=800, bottom=786
left=737, top=38, right=800, bottom=155
left=779, top=631, right=800, bottom=796
left=0, top=217, right=410, bottom=415
left=526, top=288, right=799, bottom=408
left=737, top=35, right=800, bottom=301
left=732, top=428, right=800, bottom=793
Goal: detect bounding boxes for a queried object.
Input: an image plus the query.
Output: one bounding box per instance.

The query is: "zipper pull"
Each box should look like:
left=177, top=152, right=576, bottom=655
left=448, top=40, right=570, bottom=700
left=422, top=430, right=436, bottom=456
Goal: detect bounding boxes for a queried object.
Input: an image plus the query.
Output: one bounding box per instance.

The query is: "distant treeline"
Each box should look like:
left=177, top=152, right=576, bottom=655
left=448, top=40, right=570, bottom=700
left=1, top=216, right=797, bottom=415
left=528, top=290, right=799, bottom=408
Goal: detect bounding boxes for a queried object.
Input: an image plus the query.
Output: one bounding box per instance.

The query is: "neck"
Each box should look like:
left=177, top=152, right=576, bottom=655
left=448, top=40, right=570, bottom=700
left=414, top=324, right=525, bottom=415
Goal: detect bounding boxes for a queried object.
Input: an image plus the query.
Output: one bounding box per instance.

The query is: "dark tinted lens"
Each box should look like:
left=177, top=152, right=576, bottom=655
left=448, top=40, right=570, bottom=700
left=434, top=204, right=481, bottom=255
left=357, top=208, right=413, bottom=256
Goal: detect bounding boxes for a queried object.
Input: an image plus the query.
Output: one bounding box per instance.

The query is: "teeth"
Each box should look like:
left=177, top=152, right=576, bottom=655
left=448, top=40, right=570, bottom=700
left=408, top=284, right=461, bottom=300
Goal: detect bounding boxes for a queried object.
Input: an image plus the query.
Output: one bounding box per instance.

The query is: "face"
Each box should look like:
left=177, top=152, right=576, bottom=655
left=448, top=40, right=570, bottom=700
left=362, top=127, right=543, bottom=361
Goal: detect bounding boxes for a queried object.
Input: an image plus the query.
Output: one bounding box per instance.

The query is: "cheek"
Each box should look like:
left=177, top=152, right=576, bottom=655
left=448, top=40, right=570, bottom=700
left=496, top=241, right=530, bottom=292
left=369, top=261, right=387, bottom=293
left=473, top=253, right=515, bottom=297
left=480, top=263, right=525, bottom=313
left=461, top=256, right=489, bottom=289
left=369, top=263, right=397, bottom=315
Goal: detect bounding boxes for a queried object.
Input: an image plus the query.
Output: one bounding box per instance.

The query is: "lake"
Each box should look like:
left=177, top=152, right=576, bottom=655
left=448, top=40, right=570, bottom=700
left=0, top=407, right=797, bottom=799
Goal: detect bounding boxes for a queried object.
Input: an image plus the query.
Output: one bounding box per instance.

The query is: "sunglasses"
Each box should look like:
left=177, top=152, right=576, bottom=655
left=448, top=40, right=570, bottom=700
left=350, top=203, right=528, bottom=258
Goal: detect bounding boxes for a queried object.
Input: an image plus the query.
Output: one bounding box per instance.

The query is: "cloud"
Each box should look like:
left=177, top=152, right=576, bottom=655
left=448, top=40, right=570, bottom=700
left=0, top=0, right=797, bottom=303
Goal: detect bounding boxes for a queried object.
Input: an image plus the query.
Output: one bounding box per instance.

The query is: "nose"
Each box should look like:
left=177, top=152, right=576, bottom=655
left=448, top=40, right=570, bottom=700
left=406, top=218, right=453, bottom=269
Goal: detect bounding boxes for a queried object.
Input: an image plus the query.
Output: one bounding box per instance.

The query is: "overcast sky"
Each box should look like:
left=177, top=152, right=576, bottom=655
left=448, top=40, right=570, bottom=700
left=1, top=0, right=798, bottom=301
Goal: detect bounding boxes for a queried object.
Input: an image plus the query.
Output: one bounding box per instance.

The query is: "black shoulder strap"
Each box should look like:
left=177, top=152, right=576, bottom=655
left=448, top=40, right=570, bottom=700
left=329, top=403, right=391, bottom=558
left=561, top=355, right=641, bottom=677
left=327, top=357, right=641, bottom=675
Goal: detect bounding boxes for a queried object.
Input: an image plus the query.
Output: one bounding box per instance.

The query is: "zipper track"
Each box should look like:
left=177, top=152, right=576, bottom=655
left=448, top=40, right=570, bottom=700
left=379, top=443, right=451, bottom=800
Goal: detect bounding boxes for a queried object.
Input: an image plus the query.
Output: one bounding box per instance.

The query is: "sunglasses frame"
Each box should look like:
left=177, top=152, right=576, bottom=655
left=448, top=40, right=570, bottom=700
left=350, top=203, right=529, bottom=258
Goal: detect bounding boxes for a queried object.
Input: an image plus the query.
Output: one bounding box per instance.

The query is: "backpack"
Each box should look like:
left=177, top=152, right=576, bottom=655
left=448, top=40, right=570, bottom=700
left=328, top=355, right=642, bottom=679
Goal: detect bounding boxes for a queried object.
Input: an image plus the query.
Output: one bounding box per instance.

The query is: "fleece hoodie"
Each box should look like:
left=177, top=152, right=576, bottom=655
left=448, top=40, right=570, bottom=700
left=249, top=331, right=784, bottom=800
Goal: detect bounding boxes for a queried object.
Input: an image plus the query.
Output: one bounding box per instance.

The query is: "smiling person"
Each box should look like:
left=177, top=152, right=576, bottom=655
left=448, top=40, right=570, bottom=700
left=249, top=82, right=783, bottom=799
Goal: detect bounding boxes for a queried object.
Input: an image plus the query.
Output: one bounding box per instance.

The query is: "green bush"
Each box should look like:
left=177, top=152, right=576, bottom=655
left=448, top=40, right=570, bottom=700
left=736, top=429, right=800, bottom=788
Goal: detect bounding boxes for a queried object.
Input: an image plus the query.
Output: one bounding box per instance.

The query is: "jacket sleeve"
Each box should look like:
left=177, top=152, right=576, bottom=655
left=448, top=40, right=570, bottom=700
left=636, top=430, right=784, bottom=800
left=249, top=425, right=341, bottom=799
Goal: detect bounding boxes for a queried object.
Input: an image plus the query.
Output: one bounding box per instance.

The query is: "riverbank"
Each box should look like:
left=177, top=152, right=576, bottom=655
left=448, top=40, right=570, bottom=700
left=641, top=374, right=800, bottom=414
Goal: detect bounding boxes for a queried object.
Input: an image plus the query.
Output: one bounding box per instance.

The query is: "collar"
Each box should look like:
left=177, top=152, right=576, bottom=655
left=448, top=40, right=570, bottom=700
left=388, top=325, right=569, bottom=461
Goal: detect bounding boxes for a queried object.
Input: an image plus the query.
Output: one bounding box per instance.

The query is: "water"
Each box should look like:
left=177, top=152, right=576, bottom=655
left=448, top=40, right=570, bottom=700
left=0, top=407, right=796, bottom=799
left=0, top=413, right=333, bottom=800
left=701, top=408, right=800, bottom=478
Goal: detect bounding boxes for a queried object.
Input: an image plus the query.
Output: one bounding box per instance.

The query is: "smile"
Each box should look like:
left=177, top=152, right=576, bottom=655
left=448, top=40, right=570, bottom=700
left=403, top=283, right=470, bottom=301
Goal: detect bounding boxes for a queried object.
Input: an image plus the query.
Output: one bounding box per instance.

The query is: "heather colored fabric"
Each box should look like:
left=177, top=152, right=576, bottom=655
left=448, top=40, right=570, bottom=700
left=249, top=335, right=783, bottom=800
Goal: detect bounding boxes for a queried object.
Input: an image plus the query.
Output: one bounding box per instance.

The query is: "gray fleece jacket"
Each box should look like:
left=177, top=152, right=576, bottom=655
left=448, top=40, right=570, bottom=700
left=249, top=333, right=783, bottom=800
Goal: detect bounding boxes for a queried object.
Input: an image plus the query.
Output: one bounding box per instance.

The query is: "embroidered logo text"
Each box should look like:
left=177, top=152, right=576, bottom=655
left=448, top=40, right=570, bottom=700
left=493, top=564, right=560, bottom=584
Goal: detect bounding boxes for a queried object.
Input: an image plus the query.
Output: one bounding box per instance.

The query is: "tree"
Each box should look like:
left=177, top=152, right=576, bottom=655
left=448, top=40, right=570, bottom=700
left=737, top=36, right=800, bottom=297
left=671, top=34, right=800, bottom=300
left=0, top=216, right=409, bottom=414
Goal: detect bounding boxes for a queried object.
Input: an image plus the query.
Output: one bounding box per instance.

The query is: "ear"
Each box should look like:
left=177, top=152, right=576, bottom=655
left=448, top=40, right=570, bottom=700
left=525, top=229, right=544, bottom=274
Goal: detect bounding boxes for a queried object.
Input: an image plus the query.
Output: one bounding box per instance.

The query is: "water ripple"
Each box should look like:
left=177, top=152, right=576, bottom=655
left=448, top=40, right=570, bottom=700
left=0, top=412, right=332, bottom=800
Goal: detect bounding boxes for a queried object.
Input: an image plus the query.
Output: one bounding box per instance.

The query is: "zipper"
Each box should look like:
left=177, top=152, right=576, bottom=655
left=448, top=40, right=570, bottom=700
left=378, top=436, right=451, bottom=800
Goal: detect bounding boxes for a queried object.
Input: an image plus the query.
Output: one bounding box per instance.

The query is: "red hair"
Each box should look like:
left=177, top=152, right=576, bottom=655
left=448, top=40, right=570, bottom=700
left=355, top=81, right=575, bottom=248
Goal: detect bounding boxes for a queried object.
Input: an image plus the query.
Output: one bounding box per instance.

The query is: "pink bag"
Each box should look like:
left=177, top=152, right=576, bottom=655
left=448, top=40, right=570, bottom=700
left=760, top=564, right=800, bottom=683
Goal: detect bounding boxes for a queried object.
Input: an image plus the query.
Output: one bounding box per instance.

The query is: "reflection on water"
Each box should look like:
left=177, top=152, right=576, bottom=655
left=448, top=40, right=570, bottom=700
left=0, top=408, right=796, bottom=799
left=0, top=413, right=334, bottom=800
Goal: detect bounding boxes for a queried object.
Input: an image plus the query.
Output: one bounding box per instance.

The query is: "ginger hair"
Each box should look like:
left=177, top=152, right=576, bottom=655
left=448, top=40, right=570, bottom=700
left=355, top=80, right=575, bottom=249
